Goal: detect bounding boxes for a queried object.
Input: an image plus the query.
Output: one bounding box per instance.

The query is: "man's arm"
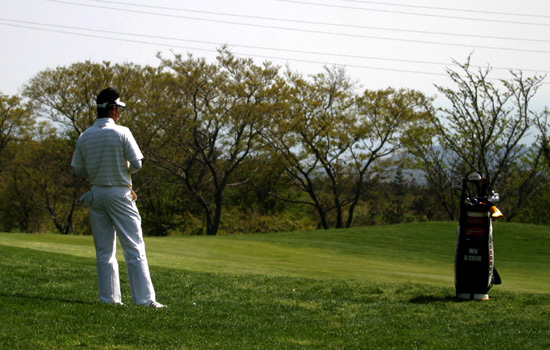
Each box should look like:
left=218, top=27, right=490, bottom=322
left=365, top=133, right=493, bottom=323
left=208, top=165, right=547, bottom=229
left=128, top=159, right=142, bottom=174
left=73, top=166, right=88, bottom=179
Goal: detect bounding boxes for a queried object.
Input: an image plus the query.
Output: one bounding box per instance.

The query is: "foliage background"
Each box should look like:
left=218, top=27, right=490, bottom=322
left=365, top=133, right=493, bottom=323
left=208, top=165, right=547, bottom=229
left=1, top=51, right=549, bottom=235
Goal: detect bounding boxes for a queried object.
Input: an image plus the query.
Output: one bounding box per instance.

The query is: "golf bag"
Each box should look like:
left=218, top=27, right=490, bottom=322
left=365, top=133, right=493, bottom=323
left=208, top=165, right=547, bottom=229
left=455, top=173, right=502, bottom=300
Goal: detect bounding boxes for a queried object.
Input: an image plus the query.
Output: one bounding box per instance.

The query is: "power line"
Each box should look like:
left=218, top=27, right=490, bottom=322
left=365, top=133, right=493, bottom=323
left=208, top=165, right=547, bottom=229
left=45, top=0, right=550, bottom=55
left=1, top=18, right=549, bottom=74
left=2, top=18, right=548, bottom=84
left=338, top=0, right=550, bottom=19
left=2, top=18, right=439, bottom=66
left=275, top=0, right=550, bottom=27
left=0, top=20, right=447, bottom=78
left=66, top=0, right=550, bottom=44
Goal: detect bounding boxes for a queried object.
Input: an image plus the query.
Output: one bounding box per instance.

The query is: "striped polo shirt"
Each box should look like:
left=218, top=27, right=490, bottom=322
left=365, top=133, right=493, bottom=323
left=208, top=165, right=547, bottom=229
left=72, top=118, right=143, bottom=187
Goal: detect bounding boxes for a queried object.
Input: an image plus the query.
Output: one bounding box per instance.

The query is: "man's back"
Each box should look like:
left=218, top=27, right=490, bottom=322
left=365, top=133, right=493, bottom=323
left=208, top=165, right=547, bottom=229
left=72, top=118, right=142, bottom=187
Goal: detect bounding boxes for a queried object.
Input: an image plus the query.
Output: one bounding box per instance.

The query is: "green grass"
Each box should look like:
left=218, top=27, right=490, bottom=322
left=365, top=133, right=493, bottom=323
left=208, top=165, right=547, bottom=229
left=0, top=222, right=549, bottom=349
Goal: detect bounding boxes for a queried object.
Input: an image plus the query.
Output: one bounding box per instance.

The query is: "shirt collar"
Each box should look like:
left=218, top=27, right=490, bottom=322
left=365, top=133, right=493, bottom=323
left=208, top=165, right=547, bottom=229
left=94, top=118, right=116, bottom=127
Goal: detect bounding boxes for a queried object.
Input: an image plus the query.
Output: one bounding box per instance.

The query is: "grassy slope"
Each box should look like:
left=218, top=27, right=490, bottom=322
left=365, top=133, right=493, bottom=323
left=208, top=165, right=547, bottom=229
left=0, top=221, right=548, bottom=293
left=1, top=222, right=549, bottom=349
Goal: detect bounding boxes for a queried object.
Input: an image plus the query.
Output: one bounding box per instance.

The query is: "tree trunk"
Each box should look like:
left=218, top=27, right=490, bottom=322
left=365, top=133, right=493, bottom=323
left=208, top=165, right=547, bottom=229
left=317, top=207, right=330, bottom=229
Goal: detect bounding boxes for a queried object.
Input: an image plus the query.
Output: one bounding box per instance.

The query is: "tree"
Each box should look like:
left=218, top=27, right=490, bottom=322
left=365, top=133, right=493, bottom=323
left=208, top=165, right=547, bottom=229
left=0, top=93, right=38, bottom=232
left=534, top=107, right=550, bottom=165
left=20, top=134, right=84, bottom=234
left=265, top=65, right=431, bottom=229
left=0, top=93, right=34, bottom=166
left=0, top=146, right=43, bottom=232
left=403, top=109, right=462, bottom=220
left=147, top=49, right=282, bottom=235
left=23, top=61, right=111, bottom=136
left=412, top=56, right=547, bottom=220
left=263, top=66, right=357, bottom=229
left=21, top=61, right=157, bottom=234
left=346, top=87, right=432, bottom=227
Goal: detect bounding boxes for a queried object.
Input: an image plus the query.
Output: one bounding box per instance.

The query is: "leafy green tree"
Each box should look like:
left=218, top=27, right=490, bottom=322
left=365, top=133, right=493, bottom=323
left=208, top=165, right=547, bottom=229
left=23, top=61, right=152, bottom=138
left=346, top=87, right=432, bottom=227
left=147, top=49, right=282, bottom=235
left=0, top=93, right=37, bottom=232
left=419, top=56, right=547, bottom=221
left=21, top=61, right=189, bottom=235
left=263, top=66, right=357, bottom=229
left=22, top=134, right=84, bottom=234
left=23, top=61, right=116, bottom=136
left=534, top=107, right=550, bottom=165
left=0, top=93, right=34, bottom=166
left=403, top=109, right=462, bottom=220
left=265, top=64, right=431, bottom=229
left=0, top=146, right=42, bottom=232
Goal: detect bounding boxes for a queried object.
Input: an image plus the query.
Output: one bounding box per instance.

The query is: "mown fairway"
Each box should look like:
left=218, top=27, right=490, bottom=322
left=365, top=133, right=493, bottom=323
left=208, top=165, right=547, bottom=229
left=0, top=222, right=548, bottom=349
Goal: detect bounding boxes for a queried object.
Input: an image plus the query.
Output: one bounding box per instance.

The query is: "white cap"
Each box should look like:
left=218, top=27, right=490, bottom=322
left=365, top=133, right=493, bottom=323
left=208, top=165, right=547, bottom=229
left=97, top=97, right=126, bottom=108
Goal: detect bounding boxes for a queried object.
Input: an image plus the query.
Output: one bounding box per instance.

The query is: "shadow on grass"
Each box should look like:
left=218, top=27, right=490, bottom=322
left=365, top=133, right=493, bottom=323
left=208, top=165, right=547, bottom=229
left=0, top=292, right=95, bottom=305
left=408, top=295, right=458, bottom=304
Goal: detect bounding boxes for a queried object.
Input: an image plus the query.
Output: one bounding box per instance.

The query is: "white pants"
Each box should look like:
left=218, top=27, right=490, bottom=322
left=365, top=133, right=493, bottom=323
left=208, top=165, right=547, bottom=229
left=87, top=186, right=156, bottom=305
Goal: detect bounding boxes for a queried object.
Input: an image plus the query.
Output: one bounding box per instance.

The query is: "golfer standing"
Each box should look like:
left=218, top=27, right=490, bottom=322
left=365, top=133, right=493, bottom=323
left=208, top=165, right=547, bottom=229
left=72, top=87, right=165, bottom=308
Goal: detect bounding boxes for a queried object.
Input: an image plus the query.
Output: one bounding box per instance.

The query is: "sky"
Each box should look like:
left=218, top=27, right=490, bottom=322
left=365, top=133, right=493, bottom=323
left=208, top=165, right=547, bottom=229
left=2, top=0, right=550, bottom=109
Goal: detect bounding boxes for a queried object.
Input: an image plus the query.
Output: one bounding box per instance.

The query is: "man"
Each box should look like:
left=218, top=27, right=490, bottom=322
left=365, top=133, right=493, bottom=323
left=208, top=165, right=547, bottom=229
left=72, top=87, right=165, bottom=308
